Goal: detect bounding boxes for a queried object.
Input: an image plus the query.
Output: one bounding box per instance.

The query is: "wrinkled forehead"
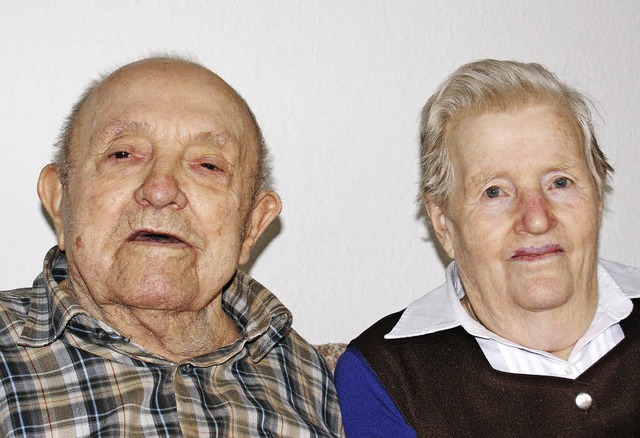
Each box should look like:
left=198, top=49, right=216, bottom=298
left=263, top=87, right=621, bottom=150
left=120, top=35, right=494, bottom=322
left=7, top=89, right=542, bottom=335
left=72, top=60, right=260, bottom=169
left=445, top=102, right=586, bottom=181
left=446, top=97, right=582, bottom=151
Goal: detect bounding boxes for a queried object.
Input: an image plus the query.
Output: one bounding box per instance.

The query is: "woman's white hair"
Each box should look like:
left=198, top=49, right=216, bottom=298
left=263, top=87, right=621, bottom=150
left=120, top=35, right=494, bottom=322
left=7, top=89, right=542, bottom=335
left=419, top=59, right=613, bottom=212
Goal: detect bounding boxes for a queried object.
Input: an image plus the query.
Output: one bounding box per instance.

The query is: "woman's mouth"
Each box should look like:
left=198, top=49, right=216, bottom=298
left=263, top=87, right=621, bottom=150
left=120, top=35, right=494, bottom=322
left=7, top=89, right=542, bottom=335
left=510, top=244, right=564, bottom=262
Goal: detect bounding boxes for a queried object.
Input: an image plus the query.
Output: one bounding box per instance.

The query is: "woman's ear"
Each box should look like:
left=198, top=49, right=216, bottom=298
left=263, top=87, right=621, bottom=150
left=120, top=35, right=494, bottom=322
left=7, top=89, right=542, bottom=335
left=424, top=198, right=455, bottom=260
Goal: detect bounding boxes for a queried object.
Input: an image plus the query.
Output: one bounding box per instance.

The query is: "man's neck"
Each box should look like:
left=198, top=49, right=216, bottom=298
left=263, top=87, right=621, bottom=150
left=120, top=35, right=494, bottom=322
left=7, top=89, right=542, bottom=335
left=63, top=280, right=240, bottom=363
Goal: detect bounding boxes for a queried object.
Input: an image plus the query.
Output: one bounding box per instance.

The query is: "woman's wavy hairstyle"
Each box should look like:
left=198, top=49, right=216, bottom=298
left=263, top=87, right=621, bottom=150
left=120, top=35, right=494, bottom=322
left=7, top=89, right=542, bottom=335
left=419, top=59, right=613, bottom=213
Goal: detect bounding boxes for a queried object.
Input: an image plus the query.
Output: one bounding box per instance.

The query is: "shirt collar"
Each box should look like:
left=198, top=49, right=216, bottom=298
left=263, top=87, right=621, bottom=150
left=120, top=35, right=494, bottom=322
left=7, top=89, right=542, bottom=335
left=385, top=262, right=461, bottom=338
left=17, top=246, right=89, bottom=347
left=386, top=259, right=640, bottom=340
left=221, top=270, right=293, bottom=362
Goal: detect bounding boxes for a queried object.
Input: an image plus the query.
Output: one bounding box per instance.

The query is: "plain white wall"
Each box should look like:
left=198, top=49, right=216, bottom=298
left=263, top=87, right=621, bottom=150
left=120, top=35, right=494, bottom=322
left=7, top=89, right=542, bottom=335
left=1, top=1, right=639, bottom=344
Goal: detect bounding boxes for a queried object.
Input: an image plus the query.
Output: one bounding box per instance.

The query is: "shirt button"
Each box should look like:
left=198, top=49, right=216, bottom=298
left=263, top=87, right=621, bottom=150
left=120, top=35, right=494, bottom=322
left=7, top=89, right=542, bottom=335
left=178, top=364, right=193, bottom=375
left=575, top=392, right=592, bottom=410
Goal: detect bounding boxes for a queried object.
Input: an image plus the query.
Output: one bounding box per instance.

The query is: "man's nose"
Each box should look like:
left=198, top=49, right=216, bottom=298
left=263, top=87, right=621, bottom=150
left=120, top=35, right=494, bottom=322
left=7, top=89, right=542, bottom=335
left=514, top=189, right=556, bottom=235
left=134, top=162, right=187, bottom=209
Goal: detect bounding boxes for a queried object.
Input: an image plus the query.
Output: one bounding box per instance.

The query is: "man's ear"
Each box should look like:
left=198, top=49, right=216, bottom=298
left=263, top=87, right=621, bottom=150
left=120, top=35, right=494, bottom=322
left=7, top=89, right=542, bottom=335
left=37, top=164, right=66, bottom=250
left=239, top=190, right=282, bottom=265
left=424, top=197, right=456, bottom=260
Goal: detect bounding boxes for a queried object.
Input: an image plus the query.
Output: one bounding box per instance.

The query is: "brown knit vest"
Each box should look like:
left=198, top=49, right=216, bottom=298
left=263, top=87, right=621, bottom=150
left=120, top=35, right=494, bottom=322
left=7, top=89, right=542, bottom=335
left=352, top=299, right=640, bottom=437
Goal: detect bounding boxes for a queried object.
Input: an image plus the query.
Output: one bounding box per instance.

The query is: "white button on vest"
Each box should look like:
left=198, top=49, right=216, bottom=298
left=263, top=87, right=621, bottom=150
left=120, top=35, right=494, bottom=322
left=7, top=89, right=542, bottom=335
left=575, top=392, right=592, bottom=410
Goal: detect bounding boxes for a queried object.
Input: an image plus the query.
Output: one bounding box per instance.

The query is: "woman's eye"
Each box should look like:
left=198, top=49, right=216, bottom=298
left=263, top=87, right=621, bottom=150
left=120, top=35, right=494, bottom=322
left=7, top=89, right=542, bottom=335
left=553, top=177, right=571, bottom=188
left=113, top=151, right=131, bottom=159
left=484, top=186, right=502, bottom=199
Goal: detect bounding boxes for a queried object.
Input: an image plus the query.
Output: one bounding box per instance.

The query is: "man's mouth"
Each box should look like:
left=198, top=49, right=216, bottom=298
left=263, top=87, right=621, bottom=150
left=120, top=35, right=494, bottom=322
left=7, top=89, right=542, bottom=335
left=510, top=244, right=564, bottom=261
left=128, top=230, right=186, bottom=245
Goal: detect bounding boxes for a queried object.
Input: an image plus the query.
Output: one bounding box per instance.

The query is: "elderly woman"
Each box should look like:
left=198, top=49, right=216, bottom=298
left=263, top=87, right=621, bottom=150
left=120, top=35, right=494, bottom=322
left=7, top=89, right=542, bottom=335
left=335, top=59, right=640, bottom=436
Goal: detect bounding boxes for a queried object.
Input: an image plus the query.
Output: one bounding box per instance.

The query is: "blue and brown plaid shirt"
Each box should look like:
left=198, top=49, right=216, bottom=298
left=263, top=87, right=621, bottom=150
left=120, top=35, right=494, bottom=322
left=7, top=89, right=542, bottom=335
left=0, top=247, right=342, bottom=437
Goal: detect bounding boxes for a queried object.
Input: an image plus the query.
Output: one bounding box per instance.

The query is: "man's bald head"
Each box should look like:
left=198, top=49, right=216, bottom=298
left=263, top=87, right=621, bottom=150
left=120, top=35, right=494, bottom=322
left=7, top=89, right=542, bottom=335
left=54, top=56, right=271, bottom=201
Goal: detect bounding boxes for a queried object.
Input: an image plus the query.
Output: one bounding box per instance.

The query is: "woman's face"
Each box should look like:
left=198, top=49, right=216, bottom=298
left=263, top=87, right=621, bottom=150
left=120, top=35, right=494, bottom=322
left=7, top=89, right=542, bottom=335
left=427, top=103, right=602, bottom=351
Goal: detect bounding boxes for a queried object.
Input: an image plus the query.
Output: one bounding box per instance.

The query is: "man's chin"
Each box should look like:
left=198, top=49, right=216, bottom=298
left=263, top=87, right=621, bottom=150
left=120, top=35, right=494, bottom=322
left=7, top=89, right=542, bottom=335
left=123, top=240, right=194, bottom=255
left=113, top=244, right=199, bottom=273
left=113, top=279, right=200, bottom=311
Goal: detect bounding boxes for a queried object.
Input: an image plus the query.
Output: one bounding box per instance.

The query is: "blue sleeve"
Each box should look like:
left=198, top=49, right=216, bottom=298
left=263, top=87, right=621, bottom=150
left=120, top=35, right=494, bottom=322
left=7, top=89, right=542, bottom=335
left=334, top=346, right=416, bottom=438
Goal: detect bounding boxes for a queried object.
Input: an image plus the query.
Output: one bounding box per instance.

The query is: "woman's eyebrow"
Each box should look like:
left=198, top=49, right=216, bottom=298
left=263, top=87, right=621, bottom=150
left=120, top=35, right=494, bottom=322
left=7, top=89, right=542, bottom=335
left=467, top=171, right=496, bottom=191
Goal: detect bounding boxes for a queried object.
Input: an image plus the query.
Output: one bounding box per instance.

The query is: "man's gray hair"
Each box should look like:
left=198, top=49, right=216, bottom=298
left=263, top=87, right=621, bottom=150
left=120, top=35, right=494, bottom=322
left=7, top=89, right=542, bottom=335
left=419, top=59, right=613, bottom=211
left=53, top=55, right=273, bottom=202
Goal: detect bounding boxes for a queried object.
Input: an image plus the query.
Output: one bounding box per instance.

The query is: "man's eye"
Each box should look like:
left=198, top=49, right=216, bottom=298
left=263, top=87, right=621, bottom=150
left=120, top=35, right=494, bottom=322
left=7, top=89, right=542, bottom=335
left=484, top=186, right=502, bottom=198
left=553, top=177, right=571, bottom=188
left=113, top=151, right=131, bottom=159
left=201, top=163, right=218, bottom=171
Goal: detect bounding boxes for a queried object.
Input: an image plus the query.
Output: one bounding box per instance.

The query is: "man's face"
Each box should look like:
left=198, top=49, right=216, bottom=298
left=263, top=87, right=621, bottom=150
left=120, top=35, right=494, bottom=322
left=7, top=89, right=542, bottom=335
left=428, top=103, right=602, bottom=336
left=41, top=61, right=279, bottom=313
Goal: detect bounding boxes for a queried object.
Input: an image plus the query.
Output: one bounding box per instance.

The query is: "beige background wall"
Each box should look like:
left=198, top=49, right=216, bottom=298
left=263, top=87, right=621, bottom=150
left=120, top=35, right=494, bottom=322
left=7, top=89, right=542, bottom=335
left=1, top=0, right=638, bottom=343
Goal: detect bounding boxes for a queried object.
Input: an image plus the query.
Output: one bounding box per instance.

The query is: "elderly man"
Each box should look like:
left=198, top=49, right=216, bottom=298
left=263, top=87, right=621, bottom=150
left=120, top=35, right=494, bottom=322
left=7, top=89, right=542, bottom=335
left=0, top=57, right=342, bottom=436
left=335, top=59, right=640, bottom=436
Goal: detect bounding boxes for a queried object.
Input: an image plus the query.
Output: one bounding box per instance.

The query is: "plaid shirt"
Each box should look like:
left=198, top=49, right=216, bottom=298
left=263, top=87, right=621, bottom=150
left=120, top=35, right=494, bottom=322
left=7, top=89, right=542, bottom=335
left=0, top=247, right=343, bottom=437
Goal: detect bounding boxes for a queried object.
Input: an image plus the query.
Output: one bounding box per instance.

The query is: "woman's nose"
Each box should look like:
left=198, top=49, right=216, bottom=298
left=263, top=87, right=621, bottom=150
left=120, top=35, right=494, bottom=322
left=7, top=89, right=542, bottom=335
left=515, top=190, right=556, bottom=235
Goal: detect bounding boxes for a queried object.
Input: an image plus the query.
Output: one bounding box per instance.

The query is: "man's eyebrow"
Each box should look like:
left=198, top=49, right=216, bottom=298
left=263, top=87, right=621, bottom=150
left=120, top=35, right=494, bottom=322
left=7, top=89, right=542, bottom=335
left=92, top=120, right=152, bottom=144
left=183, top=130, right=234, bottom=149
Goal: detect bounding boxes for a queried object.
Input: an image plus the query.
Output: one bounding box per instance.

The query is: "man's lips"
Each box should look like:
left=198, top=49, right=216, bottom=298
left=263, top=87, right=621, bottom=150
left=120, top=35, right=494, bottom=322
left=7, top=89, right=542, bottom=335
left=127, top=229, right=187, bottom=245
left=510, top=244, right=564, bottom=261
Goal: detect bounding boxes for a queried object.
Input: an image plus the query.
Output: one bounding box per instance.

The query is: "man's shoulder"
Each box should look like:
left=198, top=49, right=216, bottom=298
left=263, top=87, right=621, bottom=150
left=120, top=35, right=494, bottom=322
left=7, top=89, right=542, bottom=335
left=0, top=287, right=32, bottom=316
left=263, top=328, right=338, bottom=390
left=257, top=328, right=343, bottom=430
left=273, top=328, right=333, bottom=372
left=0, top=287, right=32, bottom=346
